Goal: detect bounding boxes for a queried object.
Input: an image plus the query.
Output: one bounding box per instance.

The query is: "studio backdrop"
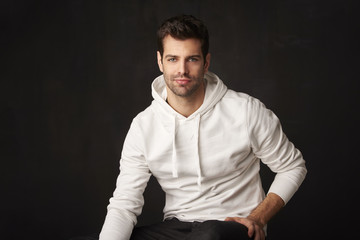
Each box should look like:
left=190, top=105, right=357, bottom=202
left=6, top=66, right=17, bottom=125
left=1, top=0, right=357, bottom=239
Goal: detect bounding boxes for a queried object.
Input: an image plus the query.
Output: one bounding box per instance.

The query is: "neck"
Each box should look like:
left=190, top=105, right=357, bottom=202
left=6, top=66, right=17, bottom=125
left=166, top=83, right=205, bottom=118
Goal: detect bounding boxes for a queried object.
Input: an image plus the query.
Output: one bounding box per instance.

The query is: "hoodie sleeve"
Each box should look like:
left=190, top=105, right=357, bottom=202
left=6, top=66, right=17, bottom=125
left=246, top=97, right=307, bottom=204
left=100, top=120, right=151, bottom=240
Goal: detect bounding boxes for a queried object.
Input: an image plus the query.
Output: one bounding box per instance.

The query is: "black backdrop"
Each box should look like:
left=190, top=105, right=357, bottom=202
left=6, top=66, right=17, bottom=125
left=2, top=0, right=358, bottom=239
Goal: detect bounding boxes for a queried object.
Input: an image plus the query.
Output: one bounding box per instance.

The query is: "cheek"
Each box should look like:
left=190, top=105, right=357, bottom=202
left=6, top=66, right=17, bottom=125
left=163, top=64, right=177, bottom=75
left=191, top=65, right=206, bottom=75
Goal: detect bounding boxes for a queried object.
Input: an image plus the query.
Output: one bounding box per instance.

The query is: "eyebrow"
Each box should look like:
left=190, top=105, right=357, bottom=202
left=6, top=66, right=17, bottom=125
left=164, top=55, right=177, bottom=59
left=164, top=54, right=202, bottom=59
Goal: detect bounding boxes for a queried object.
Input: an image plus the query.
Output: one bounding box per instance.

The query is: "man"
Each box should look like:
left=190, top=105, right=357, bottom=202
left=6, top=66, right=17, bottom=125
left=99, top=15, right=307, bottom=240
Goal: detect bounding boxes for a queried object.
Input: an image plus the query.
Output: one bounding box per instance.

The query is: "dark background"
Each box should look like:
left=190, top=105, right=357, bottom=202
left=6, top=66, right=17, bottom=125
left=1, top=0, right=358, bottom=239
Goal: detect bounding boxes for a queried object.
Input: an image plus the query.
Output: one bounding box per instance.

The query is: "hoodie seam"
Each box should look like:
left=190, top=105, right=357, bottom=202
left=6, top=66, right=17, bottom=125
left=245, top=95, right=252, bottom=150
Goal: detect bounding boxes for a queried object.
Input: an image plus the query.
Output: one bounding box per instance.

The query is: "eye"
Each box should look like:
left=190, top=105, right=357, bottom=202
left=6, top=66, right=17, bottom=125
left=168, top=58, right=176, bottom=62
left=188, top=57, right=199, bottom=62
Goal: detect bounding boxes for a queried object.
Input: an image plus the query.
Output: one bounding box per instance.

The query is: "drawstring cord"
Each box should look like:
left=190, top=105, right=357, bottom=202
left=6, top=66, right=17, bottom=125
left=171, top=114, right=202, bottom=190
left=172, top=116, right=178, bottom=178
left=194, top=114, right=202, bottom=188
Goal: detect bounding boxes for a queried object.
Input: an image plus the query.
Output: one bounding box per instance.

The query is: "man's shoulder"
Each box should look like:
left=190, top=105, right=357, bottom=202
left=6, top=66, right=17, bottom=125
left=132, top=103, right=155, bottom=122
left=223, top=90, right=264, bottom=106
left=221, top=89, right=252, bottom=105
left=219, top=90, right=267, bottom=115
left=224, top=89, right=250, bottom=99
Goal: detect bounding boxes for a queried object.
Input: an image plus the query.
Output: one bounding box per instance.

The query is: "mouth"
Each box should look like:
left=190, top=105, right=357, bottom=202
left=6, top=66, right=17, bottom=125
left=174, top=78, right=191, bottom=85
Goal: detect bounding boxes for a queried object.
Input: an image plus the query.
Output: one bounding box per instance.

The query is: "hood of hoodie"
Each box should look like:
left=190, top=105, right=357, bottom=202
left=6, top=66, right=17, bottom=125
left=150, top=71, right=228, bottom=189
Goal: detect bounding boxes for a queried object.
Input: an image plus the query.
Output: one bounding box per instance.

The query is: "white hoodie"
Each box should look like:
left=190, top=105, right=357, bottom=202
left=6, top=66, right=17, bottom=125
left=99, top=72, right=307, bottom=240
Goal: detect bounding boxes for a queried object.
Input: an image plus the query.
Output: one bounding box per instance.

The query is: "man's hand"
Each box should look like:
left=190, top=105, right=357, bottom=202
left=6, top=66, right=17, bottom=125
left=225, top=193, right=284, bottom=240
left=225, top=217, right=265, bottom=240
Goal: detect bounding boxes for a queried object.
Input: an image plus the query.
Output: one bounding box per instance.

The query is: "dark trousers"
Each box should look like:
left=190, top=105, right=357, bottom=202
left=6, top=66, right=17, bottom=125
left=70, top=218, right=252, bottom=240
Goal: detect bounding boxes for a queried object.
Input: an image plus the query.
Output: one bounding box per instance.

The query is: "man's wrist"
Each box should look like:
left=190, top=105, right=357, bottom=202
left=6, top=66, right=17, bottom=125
left=247, top=214, right=265, bottom=228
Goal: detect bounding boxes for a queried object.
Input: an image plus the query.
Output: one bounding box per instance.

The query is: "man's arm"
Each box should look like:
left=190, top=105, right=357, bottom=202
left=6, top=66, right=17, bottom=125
left=229, top=96, right=306, bottom=240
left=247, top=192, right=285, bottom=228
left=100, top=119, right=151, bottom=240
left=225, top=192, right=285, bottom=240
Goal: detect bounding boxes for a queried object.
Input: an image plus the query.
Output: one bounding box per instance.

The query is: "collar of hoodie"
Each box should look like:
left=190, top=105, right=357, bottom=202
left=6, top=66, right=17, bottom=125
left=151, top=72, right=228, bottom=191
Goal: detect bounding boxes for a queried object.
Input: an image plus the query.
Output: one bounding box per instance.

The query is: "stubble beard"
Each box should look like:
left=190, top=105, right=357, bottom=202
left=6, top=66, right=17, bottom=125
left=164, top=73, right=205, bottom=98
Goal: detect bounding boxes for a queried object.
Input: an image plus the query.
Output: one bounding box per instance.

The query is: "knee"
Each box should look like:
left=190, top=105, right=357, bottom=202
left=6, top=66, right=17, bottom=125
left=188, top=220, right=250, bottom=240
left=201, top=220, right=223, bottom=236
left=188, top=221, right=225, bottom=240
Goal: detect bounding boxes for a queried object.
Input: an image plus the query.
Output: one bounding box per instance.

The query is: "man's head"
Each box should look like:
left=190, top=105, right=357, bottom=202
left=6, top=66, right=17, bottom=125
left=156, top=15, right=211, bottom=101
left=157, top=15, right=209, bottom=59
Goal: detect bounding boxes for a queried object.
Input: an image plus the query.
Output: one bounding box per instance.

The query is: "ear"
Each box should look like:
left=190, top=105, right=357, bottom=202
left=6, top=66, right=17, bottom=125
left=204, top=53, right=211, bottom=73
left=157, top=51, right=164, bottom=72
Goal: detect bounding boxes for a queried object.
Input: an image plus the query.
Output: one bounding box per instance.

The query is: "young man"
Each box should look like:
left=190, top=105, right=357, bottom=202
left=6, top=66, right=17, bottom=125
left=99, top=15, right=307, bottom=240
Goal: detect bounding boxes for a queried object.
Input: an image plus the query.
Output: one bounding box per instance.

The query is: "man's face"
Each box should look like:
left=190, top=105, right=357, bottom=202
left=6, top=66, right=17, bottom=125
left=157, top=35, right=210, bottom=98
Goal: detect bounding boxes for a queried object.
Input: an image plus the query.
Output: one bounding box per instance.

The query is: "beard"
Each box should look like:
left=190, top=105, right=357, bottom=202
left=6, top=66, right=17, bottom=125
left=163, top=72, right=205, bottom=98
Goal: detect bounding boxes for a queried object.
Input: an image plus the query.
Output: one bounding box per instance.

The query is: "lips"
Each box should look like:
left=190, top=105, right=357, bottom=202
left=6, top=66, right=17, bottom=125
left=175, top=78, right=191, bottom=85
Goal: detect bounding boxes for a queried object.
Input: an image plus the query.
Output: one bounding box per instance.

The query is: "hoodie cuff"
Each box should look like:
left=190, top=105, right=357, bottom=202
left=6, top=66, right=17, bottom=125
left=99, top=210, right=135, bottom=240
left=267, top=173, right=302, bottom=205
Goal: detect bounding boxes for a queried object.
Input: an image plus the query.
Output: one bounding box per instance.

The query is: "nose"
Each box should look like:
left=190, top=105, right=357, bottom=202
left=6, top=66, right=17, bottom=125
left=178, top=60, right=188, bottom=76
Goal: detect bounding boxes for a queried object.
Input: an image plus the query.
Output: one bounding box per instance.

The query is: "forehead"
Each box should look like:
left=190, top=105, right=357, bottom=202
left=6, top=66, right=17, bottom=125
left=162, top=35, right=202, bottom=56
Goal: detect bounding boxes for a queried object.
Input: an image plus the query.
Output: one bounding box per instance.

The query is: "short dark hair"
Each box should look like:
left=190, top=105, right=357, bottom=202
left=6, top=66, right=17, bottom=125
left=157, top=15, right=209, bottom=58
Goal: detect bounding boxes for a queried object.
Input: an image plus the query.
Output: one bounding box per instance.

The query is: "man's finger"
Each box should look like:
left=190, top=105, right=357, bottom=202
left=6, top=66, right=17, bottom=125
left=248, top=222, right=255, bottom=238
